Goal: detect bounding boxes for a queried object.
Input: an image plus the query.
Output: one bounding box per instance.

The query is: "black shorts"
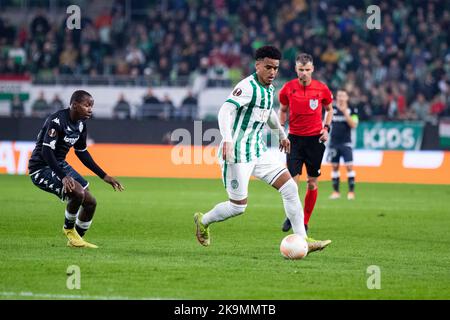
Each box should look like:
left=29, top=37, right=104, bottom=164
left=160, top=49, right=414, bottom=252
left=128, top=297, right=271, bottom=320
left=287, top=134, right=326, bottom=178
left=328, top=144, right=354, bottom=164
left=29, top=162, right=89, bottom=201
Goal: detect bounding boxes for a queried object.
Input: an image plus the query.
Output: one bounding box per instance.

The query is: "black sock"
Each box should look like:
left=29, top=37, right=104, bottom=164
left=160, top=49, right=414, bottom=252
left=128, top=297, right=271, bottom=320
left=332, top=177, right=340, bottom=192
left=75, top=225, right=87, bottom=237
left=64, top=218, right=75, bottom=229
left=348, top=177, right=355, bottom=192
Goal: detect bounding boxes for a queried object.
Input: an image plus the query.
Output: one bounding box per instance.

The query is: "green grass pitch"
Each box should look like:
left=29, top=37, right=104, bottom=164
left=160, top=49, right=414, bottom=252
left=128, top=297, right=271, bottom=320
left=1, top=175, right=449, bottom=300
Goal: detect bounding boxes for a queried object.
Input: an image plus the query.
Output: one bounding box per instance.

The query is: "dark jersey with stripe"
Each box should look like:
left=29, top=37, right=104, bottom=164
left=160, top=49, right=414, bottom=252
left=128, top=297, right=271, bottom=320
left=330, top=104, right=358, bottom=146
left=28, top=108, right=87, bottom=173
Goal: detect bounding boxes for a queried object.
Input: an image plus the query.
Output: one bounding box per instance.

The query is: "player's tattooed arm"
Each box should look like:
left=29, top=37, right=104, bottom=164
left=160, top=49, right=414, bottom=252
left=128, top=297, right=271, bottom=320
left=320, top=103, right=333, bottom=142
left=278, top=103, right=288, bottom=127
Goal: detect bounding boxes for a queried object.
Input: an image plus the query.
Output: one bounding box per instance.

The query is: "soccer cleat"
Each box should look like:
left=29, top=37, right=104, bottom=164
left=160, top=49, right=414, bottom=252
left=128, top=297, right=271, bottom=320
left=329, top=191, right=341, bottom=199
left=67, top=240, right=98, bottom=248
left=194, top=212, right=210, bottom=246
left=306, top=236, right=332, bottom=253
left=347, top=192, right=355, bottom=200
left=63, top=227, right=98, bottom=248
left=282, top=218, right=292, bottom=232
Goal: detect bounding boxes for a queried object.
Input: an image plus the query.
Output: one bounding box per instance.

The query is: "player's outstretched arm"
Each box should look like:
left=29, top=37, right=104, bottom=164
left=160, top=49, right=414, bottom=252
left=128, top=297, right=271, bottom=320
left=103, top=175, right=124, bottom=192
left=75, top=149, right=124, bottom=191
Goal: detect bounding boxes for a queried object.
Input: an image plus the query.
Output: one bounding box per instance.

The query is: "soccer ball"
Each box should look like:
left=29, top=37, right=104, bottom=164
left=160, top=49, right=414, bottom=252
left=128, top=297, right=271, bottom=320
left=280, top=234, right=308, bottom=260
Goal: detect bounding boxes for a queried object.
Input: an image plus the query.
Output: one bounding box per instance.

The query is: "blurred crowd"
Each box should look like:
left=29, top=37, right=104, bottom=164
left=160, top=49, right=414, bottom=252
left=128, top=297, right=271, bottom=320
left=9, top=88, right=198, bottom=120
left=0, top=0, right=449, bottom=121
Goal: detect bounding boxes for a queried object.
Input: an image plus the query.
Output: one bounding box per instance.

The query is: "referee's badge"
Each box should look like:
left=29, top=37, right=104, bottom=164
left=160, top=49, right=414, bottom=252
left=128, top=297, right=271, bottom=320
left=309, top=99, right=319, bottom=110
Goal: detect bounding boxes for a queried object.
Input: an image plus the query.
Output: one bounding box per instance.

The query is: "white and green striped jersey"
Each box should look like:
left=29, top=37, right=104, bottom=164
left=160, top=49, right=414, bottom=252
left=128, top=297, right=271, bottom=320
left=220, top=73, right=275, bottom=163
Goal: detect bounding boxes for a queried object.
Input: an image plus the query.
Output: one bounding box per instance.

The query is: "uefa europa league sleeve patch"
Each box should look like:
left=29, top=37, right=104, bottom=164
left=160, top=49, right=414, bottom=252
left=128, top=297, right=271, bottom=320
left=232, top=88, right=242, bottom=96
left=48, top=128, right=57, bottom=137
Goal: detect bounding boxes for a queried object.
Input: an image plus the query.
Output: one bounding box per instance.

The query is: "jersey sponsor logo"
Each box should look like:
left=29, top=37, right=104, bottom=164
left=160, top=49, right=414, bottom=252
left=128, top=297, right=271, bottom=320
left=64, top=135, right=80, bottom=145
left=309, top=99, right=319, bottom=110
left=52, top=118, right=60, bottom=125
left=48, top=128, right=57, bottom=137
left=232, top=88, right=242, bottom=96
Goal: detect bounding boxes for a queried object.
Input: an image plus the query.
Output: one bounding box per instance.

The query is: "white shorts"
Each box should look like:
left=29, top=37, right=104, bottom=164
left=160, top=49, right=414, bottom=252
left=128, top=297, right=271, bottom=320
left=220, top=150, right=288, bottom=201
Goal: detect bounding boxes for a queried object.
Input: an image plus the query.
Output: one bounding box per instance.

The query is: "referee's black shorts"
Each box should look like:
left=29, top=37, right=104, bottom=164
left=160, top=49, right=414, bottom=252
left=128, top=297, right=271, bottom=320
left=287, top=134, right=326, bottom=178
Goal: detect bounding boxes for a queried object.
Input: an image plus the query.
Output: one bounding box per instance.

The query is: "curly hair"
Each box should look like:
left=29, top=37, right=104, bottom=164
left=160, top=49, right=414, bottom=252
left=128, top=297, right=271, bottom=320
left=254, top=45, right=282, bottom=61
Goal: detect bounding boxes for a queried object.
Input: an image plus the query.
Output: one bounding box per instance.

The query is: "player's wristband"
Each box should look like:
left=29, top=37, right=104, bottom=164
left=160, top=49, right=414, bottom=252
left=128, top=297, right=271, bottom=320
left=324, top=124, right=331, bottom=132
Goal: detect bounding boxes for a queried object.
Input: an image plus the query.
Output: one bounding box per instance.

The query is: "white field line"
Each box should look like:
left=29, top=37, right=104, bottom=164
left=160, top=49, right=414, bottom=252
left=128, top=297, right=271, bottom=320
left=0, top=291, right=179, bottom=300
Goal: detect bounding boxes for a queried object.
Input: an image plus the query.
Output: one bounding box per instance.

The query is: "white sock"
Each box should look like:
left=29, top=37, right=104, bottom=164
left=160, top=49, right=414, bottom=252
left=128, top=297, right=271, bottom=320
left=202, top=201, right=247, bottom=226
left=76, top=218, right=92, bottom=231
left=331, top=170, right=340, bottom=179
left=279, top=179, right=307, bottom=238
left=65, top=209, right=77, bottom=222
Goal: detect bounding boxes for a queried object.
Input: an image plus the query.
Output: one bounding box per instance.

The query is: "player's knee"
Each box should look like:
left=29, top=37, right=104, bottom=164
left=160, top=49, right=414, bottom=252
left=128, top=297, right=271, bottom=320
left=68, top=188, right=85, bottom=203
left=307, top=178, right=318, bottom=190
left=279, top=179, right=298, bottom=200
left=84, top=194, right=97, bottom=209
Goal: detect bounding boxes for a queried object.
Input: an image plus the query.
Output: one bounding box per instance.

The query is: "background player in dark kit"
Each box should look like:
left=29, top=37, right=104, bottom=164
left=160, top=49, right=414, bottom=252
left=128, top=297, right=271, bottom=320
left=328, top=89, right=359, bottom=200
left=28, top=90, right=124, bottom=248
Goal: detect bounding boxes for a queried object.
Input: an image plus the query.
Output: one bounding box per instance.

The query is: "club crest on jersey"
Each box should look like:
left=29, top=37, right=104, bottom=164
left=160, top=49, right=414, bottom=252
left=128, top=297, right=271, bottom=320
left=79, top=123, right=84, bottom=132
left=309, top=99, right=319, bottom=110
left=232, top=88, right=242, bottom=96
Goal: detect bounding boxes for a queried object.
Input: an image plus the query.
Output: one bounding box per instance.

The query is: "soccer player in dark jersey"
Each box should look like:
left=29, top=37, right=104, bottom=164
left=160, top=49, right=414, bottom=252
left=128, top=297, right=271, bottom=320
left=328, top=89, right=359, bottom=200
left=28, top=90, right=124, bottom=248
left=278, top=53, right=333, bottom=240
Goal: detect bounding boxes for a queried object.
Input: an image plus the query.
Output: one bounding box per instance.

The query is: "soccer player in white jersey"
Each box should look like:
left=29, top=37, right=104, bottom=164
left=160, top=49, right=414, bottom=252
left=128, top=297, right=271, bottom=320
left=194, top=46, right=331, bottom=253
